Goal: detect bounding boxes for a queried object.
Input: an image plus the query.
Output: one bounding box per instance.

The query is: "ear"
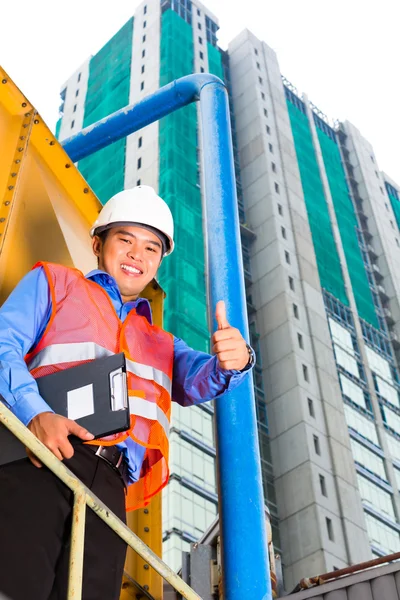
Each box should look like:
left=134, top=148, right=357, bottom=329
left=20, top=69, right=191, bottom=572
left=92, top=235, right=101, bottom=258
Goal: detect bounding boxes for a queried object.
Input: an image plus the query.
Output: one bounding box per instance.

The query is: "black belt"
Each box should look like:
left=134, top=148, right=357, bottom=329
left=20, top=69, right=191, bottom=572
left=87, top=445, right=129, bottom=486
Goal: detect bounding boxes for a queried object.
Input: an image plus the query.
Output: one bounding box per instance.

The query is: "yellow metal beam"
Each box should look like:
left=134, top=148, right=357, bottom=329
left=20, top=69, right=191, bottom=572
left=0, top=66, right=164, bottom=599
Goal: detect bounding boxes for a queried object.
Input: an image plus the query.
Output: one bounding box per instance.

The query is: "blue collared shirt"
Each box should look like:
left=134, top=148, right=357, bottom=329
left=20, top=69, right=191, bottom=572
left=0, top=267, right=252, bottom=484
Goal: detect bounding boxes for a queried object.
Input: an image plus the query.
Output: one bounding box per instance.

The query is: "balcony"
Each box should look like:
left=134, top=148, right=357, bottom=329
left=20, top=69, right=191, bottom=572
left=240, top=222, right=256, bottom=242
left=383, top=307, right=395, bottom=325
left=372, top=263, right=383, bottom=281
left=377, top=284, right=389, bottom=301
left=367, top=244, right=378, bottom=259
left=390, top=331, right=400, bottom=349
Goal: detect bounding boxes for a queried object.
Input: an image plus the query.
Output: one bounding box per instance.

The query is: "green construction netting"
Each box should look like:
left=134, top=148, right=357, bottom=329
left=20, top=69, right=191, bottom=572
left=55, top=117, right=62, bottom=139
left=159, top=9, right=209, bottom=352
left=286, top=100, right=348, bottom=305
left=78, top=18, right=134, bottom=204
left=317, top=128, right=379, bottom=328
left=207, top=42, right=224, bottom=80
left=386, top=187, right=400, bottom=231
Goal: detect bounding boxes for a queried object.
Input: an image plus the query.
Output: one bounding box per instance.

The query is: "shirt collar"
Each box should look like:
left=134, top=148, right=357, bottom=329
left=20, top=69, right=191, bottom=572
left=85, top=269, right=153, bottom=324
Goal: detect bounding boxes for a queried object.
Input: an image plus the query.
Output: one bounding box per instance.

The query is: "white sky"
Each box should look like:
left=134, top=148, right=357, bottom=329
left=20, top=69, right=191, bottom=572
left=1, top=0, right=399, bottom=183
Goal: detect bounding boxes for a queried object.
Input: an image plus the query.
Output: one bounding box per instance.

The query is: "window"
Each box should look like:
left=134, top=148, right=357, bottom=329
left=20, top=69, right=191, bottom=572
left=293, top=304, right=299, bottom=319
left=141, top=65, right=145, bottom=74
left=257, top=62, right=261, bottom=70
left=261, top=92, right=265, bottom=100
left=199, top=51, right=204, bottom=60
left=144, top=4, right=147, bottom=13
left=319, top=474, right=327, bottom=496
left=198, top=22, right=201, bottom=29
left=197, top=8, right=200, bottom=15
left=343, top=404, right=379, bottom=446
left=303, top=365, right=309, bottom=382
left=264, top=108, right=268, bottom=117
left=200, top=67, right=205, bottom=73
left=385, top=203, right=389, bottom=210
left=289, top=276, right=295, bottom=291
left=357, top=473, right=395, bottom=519
left=71, top=120, right=75, bottom=129
left=142, top=34, right=146, bottom=42
left=272, top=162, right=277, bottom=173
left=281, top=225, right=286, bottom=238
left=73, top=104, right=77, bottom=113
left=396, top=239, right=400, bottom=247
left=142, top=49, right=146, bottom=58
left=350, top=438, right=386, bottom=480
left=137, top=179, right=141, bottom=186
left=254, top=48, right=258, bottom=55
left=390, top=220, right=395, bottom=229
left=274, top=182, right=280, bottom=193
left=259, top=77, right=263, bottom=85
left=278, top=203, right=283, bottom=215
left=313, top=435, right=320, bottom=455
left=365, top=513, right=400, bottom=554
left=266, top=125, right=271, bottom=134
left=269, top=143, right=273, bottom=153
left=138, top=137, right=142, bottom=148
left=326, top=518, right=334, bottom=541
left=340, top=375, right=365, bottom=407
left=308, top=398, right=315, bottom=418
left=140, top=81, right=144, bottom=91
left=298, top=333, right=304, bottom=349
left=137, top=157, right=142, bottom=169
left=198, top=36, right=203, bottom=44
left=285, top=250, right=290, bottom=264
left=380, top=187, right=384, bottom=194
left=77, top=72, right=81, bottom=82
left=371, top=155, right=375, bottom=163
left=75, top=89, right=79, bottom=97
left=143, top=20, right=147, bottom=28
left=375, top=171, right=379, bottom=178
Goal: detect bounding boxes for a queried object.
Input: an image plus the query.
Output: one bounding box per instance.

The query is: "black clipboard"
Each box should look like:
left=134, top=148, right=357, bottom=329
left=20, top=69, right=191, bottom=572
left=0, top=352, right=129, bottom=466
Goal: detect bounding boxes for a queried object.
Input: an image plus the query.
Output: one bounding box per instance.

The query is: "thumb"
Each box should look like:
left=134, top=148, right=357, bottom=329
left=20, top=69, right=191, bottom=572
left=67, top=420, right=94, bottom=441
left=216, top=300, right=229, bottom=330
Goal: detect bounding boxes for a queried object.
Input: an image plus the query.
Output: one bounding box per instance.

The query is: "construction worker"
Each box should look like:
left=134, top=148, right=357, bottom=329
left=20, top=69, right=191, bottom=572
left=0, top=185, right=254, bottom=600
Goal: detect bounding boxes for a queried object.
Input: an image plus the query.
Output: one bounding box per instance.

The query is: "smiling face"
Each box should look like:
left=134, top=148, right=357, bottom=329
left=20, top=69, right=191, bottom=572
left=92, top=225, right=163, bottom=302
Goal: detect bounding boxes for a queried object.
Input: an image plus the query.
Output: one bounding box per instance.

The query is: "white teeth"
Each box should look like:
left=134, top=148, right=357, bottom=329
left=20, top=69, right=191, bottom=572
left=121, top=264, right=141, bottom=274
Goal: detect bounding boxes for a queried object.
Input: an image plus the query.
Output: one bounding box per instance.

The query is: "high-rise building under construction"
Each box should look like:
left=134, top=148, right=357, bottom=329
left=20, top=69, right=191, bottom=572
left=57, top=1, right=400, bottom=588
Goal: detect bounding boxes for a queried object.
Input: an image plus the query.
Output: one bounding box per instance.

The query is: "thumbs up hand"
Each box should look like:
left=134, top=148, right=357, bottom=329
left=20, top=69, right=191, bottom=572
left=212, top=301, right=250, bottom=371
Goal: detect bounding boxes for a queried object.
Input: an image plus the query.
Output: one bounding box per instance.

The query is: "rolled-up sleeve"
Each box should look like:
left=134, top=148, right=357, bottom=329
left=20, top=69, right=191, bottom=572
left=0, top=268, right=53, bottom=425
left=172, top=336, right=254, bottom=407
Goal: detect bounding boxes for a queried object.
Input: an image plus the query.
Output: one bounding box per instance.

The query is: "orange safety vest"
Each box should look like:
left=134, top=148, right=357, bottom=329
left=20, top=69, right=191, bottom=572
left=25, top=262, right=174, bottom=512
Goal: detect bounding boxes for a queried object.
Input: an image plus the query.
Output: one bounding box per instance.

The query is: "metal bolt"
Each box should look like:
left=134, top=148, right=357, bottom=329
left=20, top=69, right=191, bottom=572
left=17, top=147, right=23, bottom=152
left=0, top=218, right=5, bottom=223
left=15, top=160, right=20, bottom=164
left=143, top=564, right=149, bottom=570
left=49, top=141, right=55, bottom=146
left=19, top=136, right=25, bottom=141
left=83, top=187, right=89, bottom=194
left=25, top=113, right=31, bottom=117
left=2, top=79, right=7, bottom=84
left=143, top=585, right=149, bottom=591
left=11, top=173, right=17, bottom=177
left=4, top=202, right=10, bottom=206
left=21, top=102, right=27, bottom=107
left=34, top=119, right=39, bottom=124
left=144, top=526, right=150, bottom=532
left=8, top=186, right=14, bottom=191
left=65, top=164, right=71, bottom=169
left=144, top=508, right=149, bottom=514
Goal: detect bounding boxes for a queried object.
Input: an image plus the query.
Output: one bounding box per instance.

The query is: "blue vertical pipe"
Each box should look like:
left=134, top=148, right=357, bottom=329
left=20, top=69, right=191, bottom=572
left=62, top=73, right=271, bottom=599
left=200, top=80, right=271, bottom=600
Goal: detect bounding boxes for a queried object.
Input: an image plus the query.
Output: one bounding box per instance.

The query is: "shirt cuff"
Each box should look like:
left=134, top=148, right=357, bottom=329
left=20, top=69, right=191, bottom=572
left=11, top=392, right=54, bottom=427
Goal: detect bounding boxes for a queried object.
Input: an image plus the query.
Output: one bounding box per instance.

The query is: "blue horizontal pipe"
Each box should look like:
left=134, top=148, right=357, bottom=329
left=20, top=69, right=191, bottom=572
left=62, top=74, right=222, bottom=163
left=62, top=73, right=271, bottom=600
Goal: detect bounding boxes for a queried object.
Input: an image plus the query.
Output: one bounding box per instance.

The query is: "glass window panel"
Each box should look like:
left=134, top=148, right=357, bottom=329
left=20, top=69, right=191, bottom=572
left=383, top=406, right=400, bottom=434
left=386, top=434, right=400, bottom=462
left=340, top=375, right=366, bottom=408
left=357, top=474, right=395, bottom=519
left=365, top=346, right=393, bottom=382
left=329, top=318, right=354, bottom=355
left=364, top=513, right=400, bottom=554
left=335, top=347, right=359, bottom=378
left=343, top=404, right=379, bottom=445
left=394, top=467, right=400, bottom=490
left=350, top=438, right=387, bottom=480
left=376, top=376, right=400, bottom=408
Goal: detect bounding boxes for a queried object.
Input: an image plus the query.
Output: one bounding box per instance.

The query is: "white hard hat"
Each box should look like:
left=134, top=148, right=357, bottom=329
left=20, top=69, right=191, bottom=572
left=90, top=186, right=174, bottom=255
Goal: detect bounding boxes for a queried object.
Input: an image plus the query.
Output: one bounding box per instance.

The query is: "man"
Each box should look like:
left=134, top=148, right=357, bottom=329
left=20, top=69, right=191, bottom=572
left=0, top=186, right=254, bottom=600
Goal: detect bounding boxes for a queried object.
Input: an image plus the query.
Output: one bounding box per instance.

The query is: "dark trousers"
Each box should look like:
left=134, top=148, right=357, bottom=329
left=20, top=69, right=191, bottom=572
left=0, top=443, right=127, bottom=600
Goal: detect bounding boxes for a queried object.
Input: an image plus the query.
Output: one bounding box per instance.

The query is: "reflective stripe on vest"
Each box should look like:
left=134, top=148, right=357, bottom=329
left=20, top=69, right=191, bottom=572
left=27, top=341, right=172, bottom=395
left=129, top=396, right=170, bottom=438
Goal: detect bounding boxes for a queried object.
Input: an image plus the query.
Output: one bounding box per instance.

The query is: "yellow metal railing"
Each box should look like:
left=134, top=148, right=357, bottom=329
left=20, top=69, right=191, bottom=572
left=0, top=402, right=202, bottom=600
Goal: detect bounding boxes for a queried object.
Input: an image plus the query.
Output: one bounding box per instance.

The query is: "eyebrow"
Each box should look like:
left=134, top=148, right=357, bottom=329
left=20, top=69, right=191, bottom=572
left=115, top=229, right=162, bottom=248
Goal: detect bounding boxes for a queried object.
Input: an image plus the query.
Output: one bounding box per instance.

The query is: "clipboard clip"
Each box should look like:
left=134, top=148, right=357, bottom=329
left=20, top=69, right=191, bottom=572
left=109, top=368, right=128, bottom=411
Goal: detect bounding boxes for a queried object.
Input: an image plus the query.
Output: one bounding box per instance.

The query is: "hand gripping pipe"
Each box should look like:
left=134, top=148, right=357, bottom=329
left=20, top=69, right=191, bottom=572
left=63, top=74, right=271, bottom=600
